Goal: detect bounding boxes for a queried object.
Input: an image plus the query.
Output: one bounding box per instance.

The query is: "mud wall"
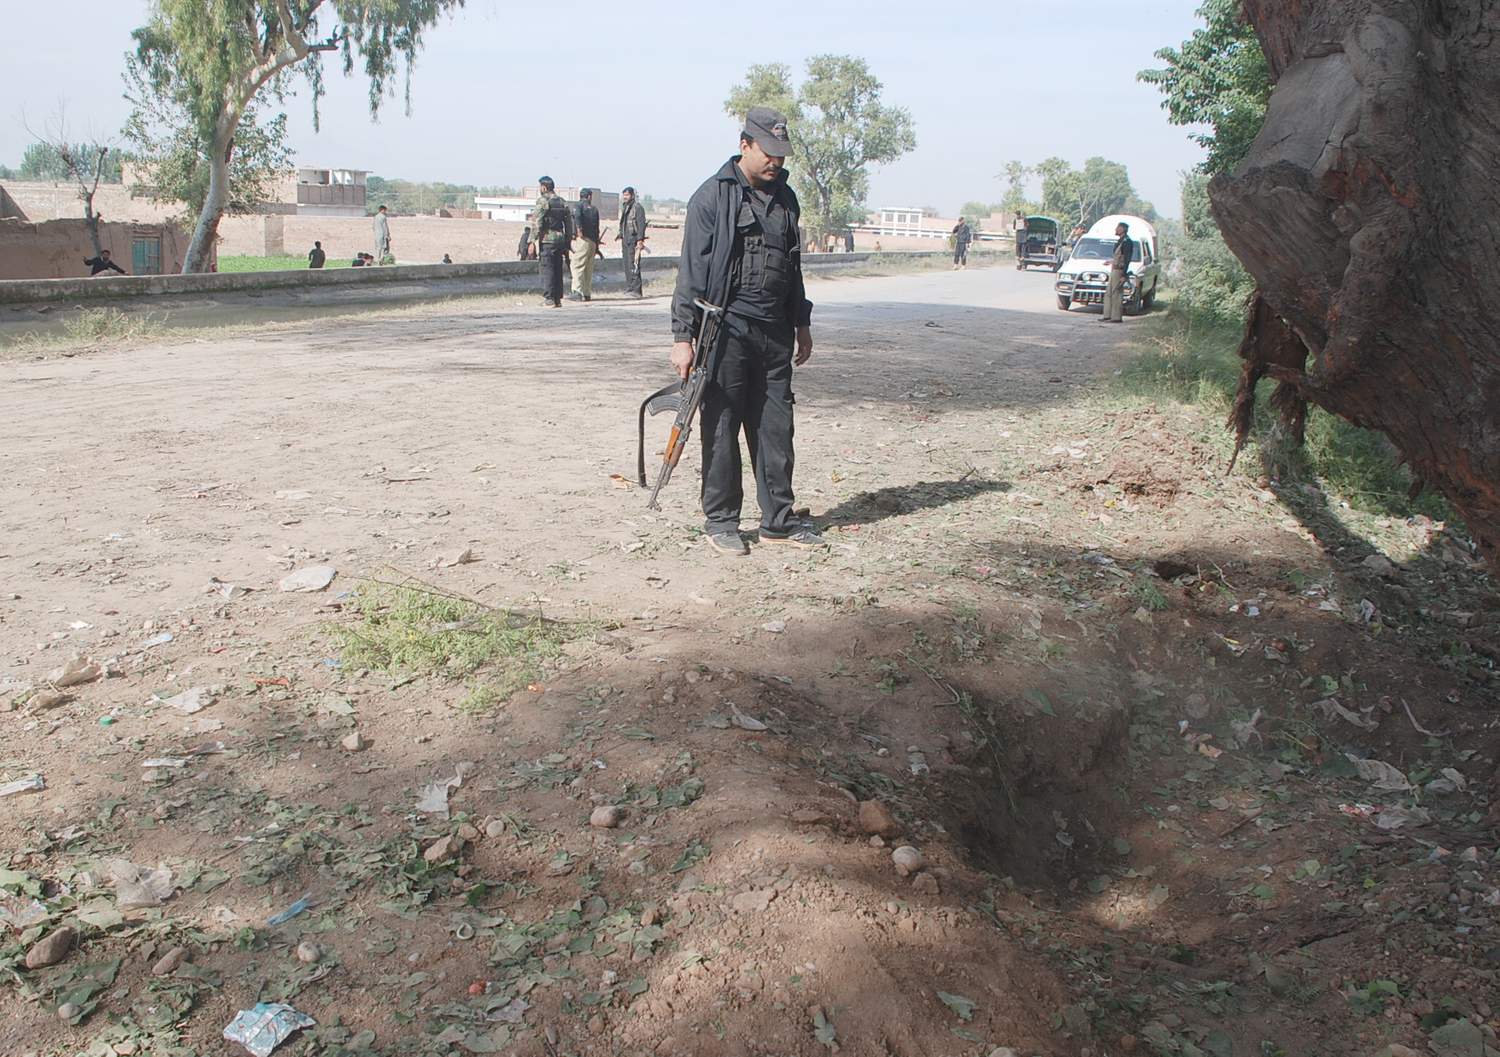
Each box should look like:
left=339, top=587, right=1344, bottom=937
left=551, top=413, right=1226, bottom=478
left=0, top=218, right=191, bottom=280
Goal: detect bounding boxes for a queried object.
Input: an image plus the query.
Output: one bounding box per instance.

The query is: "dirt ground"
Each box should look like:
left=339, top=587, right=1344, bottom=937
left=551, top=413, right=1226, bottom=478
left=1, top=265, right=1497, bottom=1057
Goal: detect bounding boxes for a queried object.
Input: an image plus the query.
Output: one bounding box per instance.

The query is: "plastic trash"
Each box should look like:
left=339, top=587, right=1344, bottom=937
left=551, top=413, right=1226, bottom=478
left=266, top=894, right=313, bottom=926
left=223, top=1002, right=316, bottom=1056
left=0, top=774, right=45, bottom=797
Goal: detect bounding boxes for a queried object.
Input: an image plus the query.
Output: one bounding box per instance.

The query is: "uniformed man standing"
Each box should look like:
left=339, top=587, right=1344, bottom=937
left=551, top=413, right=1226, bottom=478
left=1012, top=211, right=1027, bottom=261
left=1101, top=221, right=1134, bottom=323
left=669, top=106, right=823, bottom=556
left=951, top=219, right=972, bottom=269
left=619, top=186, right=648, bottom=298
left=567, top=188, right=601, bottom=302
left=527, top=176, right=574, bottom=308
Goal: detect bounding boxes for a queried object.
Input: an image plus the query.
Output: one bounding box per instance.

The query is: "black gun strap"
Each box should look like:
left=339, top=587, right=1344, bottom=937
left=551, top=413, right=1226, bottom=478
left=638, top=381, right=684, bottom=487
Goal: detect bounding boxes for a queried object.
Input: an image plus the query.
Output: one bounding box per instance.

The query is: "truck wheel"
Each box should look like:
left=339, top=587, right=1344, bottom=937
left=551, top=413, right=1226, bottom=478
left=1056, top=295, right=1071, bottom=311
left=1143, top=282, right=1157, bottom=310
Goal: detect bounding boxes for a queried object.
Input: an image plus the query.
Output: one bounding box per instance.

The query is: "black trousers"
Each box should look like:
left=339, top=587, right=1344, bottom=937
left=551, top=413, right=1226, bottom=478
left=622, top=238, right=643, bottom=294
left=954, top=242, right=968, bottom=265
left=700, top=312, right=796, bottom=535
left=539, top=242, right=565, bottom=303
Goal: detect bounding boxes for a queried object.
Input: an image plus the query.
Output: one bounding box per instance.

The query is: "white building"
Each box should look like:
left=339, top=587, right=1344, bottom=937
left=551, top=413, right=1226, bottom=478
left=285, top=167, right=368, bottom=217
left=474, top=195, right=535, bottom=223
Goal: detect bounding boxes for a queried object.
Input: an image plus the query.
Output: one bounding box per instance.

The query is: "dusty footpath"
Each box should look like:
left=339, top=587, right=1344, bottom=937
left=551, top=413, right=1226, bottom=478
left=0, top=268, right=1497, bottom=1057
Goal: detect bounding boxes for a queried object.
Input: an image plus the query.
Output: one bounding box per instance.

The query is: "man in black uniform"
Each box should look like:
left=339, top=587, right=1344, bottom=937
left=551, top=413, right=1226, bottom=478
left=619, top=186, right=648, bottom=298
left=308, top=241, right=326, bottom=269
left=567, top=188, right=601, bottom=301
left=669, top=106, right=822, bottom=556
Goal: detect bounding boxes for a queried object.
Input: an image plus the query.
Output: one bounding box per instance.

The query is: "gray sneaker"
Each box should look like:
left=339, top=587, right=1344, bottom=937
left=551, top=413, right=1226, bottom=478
left=705, top=530, right=748, bottom=557
left=758, top=527, right=825, bottom=550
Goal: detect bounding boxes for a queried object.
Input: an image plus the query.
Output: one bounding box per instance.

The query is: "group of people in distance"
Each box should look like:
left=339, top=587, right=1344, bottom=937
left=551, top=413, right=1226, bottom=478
left=522, top=183, right=649, bottom=307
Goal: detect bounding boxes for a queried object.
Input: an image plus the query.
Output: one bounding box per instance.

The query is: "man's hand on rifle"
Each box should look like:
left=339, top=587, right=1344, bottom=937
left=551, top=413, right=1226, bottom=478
left=795, top=326, right=813, bottom=366
left=670, top=341, right=694, bottom=381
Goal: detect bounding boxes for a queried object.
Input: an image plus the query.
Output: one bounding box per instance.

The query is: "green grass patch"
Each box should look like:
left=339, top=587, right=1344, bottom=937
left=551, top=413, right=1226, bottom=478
left=2, top=306, right=166, bottom=358
left=331, top=582, right=580, bottom=708
left=217, top=254, right=352, bottom=273
left=1115, top=302, right=1452, bottom=521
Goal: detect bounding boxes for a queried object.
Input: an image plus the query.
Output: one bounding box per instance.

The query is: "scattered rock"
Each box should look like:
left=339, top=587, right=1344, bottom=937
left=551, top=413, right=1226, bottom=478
left=761, top=620, right=786, bottom=634
left=891, top=846, right=925, bottom=877
left=484, top=818, right=507, bottom=839
left=868, top=835, right=886, bottom=848
left=423, top=835, right=463, bottom=864
left=988, top=1050, right=1020, bottom=1057
left=25, top=926, right=76, bottom=969
left=858, top=799, right=899, bottom=836
left=641, top=906, right=661, bottom=927
left=1372, top=1047, right=1422, bottom=1057
left=158, top=687, right=214, bottom=715
left=31, top=689, right=74, bottom=710
left=730, top=889, right=776, bottom=914
left=340, top=732, right=368, bottom=752
left=436, top=547, right=478, bottom=568
left=911, top=871, right=941, bottom=896
left=278, top=565, right=337, bottom=592
left=1361, top=553, right=1397, bottom=577
left=456, top=823, right=480, bottom=842
left=151, top=946, right=189, bottom=976
left=48, top=655, right=100, bottom=688
left=57, top=1002, right=81, bottom=1021
left=590, top=805, right=628, bottom=829
left=295, top=941, right=322, bottom=964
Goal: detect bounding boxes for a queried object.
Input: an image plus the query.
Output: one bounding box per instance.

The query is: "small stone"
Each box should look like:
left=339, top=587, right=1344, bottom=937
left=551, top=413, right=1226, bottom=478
left=1119, top=1036, right=1137, bottom=1053
left=341, top=731, right=367, bottom=752
left=1361, top=554, right=1397, bottom=577
left=891, top=846, right=925, bottom=877
left=484, top=818, right=507, bottom=839
left=590, top=805, right=628, bottom=829
left=295, top=940, right=322, bottom=964
left=641, top=906, right=661, bottom=926
left=456, top=822, right=480, bottom=842
left=988, top=1049, right=1020, bottom=1057
left=25, top=926, right=76, bottom=969
left=468, top=980, right=486, bottom=996
left=731, top=889, right=775, bottom=914
left=1371, top=1046, right=1422, bottom=1057
left=57, top=1002, right=81, bottom=1021
left=424, top=835, right=462, bottom=864
left=151, top=946, right=188, bottom=976
left=868, top=835, right=886, bottom=848
left=858, top=799, right=899, bottom=836
left=911, top=871, right=941, bottom=896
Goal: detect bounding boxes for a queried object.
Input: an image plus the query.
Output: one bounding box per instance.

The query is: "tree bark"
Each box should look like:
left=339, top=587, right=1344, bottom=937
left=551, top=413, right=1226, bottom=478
left=1211, top=0, right=1500, bottom=573
left=183, top=126, right=234, bottom=274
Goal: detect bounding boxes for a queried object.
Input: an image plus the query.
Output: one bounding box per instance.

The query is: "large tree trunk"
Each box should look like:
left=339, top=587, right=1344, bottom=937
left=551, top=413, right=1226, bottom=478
left=183, top=128, right=233, bottom=274
left=1211, top=0, right=1500, bottom=574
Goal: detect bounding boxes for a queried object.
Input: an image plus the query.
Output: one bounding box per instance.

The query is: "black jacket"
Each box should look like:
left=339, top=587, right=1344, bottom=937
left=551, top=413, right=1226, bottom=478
left=574, top=202, right=600, bottom=242
left=671, top=157, right=813, bottom=341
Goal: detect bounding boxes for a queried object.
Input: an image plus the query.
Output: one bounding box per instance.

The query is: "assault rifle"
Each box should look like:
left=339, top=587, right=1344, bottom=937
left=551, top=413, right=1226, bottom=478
left=637, top=298, right=726, bottom=511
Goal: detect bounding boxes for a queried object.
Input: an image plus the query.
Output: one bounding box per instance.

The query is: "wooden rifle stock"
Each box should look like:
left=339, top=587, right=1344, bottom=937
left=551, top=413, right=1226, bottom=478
left=638, top=300, right=727, bottom=511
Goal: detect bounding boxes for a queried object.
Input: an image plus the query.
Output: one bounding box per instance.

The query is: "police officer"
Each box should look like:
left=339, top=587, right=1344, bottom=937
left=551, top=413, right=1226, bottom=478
left=669, top=106, right=822, bottom=557
left=1101, top=221, right=1134, bottom=323
left=527, top=176, right=574, bottom=307
left=567, top=188, right=601, bottom=302
left=619, top=186, right=648, bottom=298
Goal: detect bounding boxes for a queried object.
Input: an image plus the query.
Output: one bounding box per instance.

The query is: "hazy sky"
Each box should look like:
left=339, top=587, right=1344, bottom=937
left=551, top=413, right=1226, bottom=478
left=0, top=0, right=1210, bottom=217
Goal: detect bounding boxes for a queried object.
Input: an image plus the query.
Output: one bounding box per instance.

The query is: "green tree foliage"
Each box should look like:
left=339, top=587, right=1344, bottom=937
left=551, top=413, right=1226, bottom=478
left=122, top=60, right=293, bottom=217
left=995, top=161, right=1037, bottom=216
left=1166, top=171, right=1254, bottom=322
left=959, top=201, right=991, bottom=227
left=128, top=0, right=465, bottom=273
left=17, top=142, right=123, bottom=183
left=725, top=55, right=915, bottom=240
left=1138, top=0, right=1271, bottom=176
left=1033, top=156, right=1154, bottom=229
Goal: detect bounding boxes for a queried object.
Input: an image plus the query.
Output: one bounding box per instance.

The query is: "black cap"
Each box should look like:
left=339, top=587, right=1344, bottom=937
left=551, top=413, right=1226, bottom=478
left=538, top=175, right=554, bottom=190
left=579, top=188, right=592, bottom=199
left=744, top=107, right=791, bottom=157
left=622, top=186, right=635, bottom=194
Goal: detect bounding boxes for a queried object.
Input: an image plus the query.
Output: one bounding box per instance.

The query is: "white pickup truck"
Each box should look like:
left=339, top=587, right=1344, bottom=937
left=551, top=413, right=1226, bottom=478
left=1054, top=214, right=1161, bottom=314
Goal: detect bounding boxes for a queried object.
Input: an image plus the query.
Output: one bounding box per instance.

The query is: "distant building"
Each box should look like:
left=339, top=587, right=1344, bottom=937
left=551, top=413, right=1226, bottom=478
left=473, top=194, right=535, bottom=223
left=859, top=207, right=960, bottom=240
left=282, top=167, right=368, bottom=217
